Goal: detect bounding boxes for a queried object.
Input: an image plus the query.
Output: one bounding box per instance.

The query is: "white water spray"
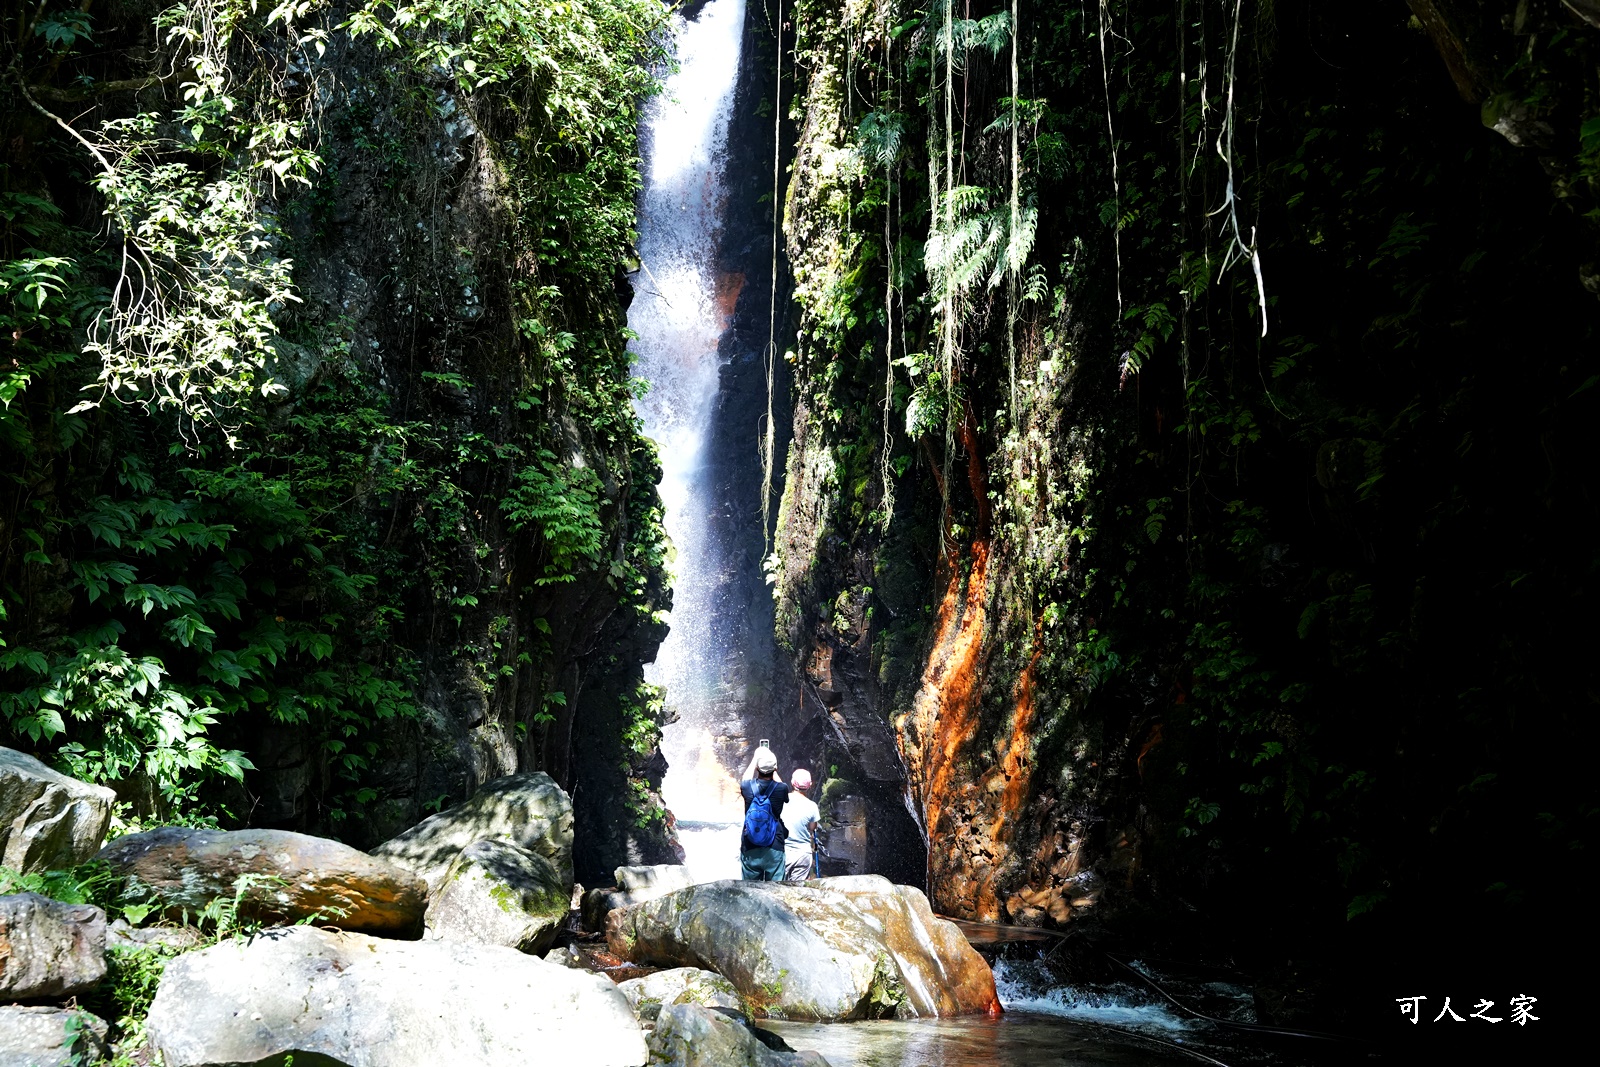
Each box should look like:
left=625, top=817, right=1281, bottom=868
left=631, top=0, right=748, bottom=882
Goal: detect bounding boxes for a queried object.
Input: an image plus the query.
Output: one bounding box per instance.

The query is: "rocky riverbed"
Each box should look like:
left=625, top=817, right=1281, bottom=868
left=1, top=745, right=999, bottom=1066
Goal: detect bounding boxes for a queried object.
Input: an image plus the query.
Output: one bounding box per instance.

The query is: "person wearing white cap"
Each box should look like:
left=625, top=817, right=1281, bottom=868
left=739, top=741, right=790, bottom=880
left=781, top=768, right=820, bottom=881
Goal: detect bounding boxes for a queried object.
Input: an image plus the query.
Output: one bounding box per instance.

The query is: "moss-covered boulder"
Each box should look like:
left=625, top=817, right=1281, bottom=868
left=606, top=876, right=997, bottom=1021
left=617, top=966, right=741, bottom=1022
left=96, top=827, right=425, bottom=933
left=372, top=772, right=574, bottom=894
left=424, top=838, right=568, bottom=954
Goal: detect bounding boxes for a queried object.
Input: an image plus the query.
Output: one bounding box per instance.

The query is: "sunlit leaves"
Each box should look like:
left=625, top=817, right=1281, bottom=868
left=503, top=449, right=606, bottom=585
left=925, top=185, right=1038, bottom=305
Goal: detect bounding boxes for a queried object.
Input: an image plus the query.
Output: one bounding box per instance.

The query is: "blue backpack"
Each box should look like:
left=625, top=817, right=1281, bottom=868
left=743, top=782, right=780, bottom=848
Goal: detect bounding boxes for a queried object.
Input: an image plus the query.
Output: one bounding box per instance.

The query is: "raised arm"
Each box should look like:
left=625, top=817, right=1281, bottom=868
left=741, top=750, right=761, bottom=781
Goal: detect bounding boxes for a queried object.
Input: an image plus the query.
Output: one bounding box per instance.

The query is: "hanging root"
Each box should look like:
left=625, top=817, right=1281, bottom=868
left=762, top=0, right=786, bottom=555
left=1207, top=0, right=1268, bottom=337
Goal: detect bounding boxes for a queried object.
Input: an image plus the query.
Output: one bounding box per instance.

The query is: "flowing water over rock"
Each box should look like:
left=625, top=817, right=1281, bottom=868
left=629, top=5, right=1308, bottom=1065
left=629, top=0, right=766, bottom=884
left=763, top=1017, right=1204, bottom=1067
left=765, top=964, right=1285, bottom=1067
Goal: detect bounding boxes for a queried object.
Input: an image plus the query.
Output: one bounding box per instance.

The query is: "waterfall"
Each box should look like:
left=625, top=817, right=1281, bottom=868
left=631, top=0, right=749, bottom=882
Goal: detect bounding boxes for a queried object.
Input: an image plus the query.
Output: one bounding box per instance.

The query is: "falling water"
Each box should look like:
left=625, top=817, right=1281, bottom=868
left=630, top=0, right=749, bottom=883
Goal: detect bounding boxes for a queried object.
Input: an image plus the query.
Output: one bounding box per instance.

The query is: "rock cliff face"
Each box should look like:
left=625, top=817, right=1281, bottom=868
left=1, top=2, right=678, bottom=879
left=770, top=0, right=1600, bottom=974
left=237, top=26, right=676, bottom=870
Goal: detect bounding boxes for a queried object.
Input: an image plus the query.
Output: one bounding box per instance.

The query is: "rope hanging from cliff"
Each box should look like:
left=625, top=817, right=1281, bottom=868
left=1098, top=0, right=1123, bottom=320
left=880, top=0, right=896, bottom=534
left=1007, top=0, right=1020, bottom=420
left=761, top=0, right=783, bottom=560
left=940, top=0, right=956, bottom=535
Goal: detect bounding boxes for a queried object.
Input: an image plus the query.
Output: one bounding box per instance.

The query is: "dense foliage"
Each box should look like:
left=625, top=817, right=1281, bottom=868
left=775, top=0, right=1599, bottom=983
left=2, top=0, right=673, bottom=839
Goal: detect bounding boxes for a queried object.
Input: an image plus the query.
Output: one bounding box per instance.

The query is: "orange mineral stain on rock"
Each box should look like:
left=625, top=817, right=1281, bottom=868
left=911, top=538, right=992, bottom=849
left=715, top=270, right=744, bottom=330
left=897, top=411, right=1073, bottom=923
left=901, top=536, right=1049, bottom=919
left=994, top=644, right=1043, bottom=846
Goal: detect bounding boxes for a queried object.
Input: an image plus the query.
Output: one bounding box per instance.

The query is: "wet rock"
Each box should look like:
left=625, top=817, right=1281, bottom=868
left=1005, top=884, right=1074, bottom=925
left=618, top=966, right=742, bottom=1022
left=544, top=942, right=591, bottom=969
left=646, top=1004, right=830, bottom=1067
left=372, top=771, right=574, bottom=894
left=607, top=876, right=998, bottom=1021
left=424, top=838, right=568, bottom=953
left=0, top=747, right=115, bottom=873
left=0, top=1006, right=109, bottom=1067
left=582, top=864, right=695, bottom=931
left=96, top=827, right=426, bottom=933
left=582, top=887, right=632, bottom=931
left=0, top=893, right=106, bottom=999
left=146, top=926, right=647, bottom=1067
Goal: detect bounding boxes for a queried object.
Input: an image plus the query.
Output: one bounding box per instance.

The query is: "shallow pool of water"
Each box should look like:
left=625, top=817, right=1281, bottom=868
left=763, top=1013, right=1220, bottom=1067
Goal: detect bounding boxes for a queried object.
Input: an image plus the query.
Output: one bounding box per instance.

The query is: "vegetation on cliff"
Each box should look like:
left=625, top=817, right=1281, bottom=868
left=772, top=0, right=1599, bottom=986
left=2, top=0, right=676, bottom=861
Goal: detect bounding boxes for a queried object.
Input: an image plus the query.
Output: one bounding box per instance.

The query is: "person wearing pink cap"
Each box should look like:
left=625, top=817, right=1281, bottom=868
left=781, top=768, right=820, bottom=881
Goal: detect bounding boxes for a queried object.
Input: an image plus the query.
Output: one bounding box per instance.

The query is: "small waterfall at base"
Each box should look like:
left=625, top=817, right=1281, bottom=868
left=630, top=0, right=750, bottom=884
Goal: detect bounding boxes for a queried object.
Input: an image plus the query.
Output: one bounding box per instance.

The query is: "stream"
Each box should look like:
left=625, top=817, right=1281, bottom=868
left=629, top=3, right=1303, bottom=1065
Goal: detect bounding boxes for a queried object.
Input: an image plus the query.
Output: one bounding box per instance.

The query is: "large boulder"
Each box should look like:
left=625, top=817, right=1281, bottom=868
left=583, top=864, right=696, bottom=931
left=371, top=772, right=574, bottom=894
left=0, top=1006, right=109, bottom=1067
left=607, top=876, right=998, bottom=1021
left=96, top=827, right=425, bottom=933
left=646, top=1005, right=830, bottom=1067
left=424, top=838, right=568, bottom=953
left=618, top=966, right=741, bottom=1022
left=0, top=747, right=115, bottom=873
left=145, top=926, right=648, bottom=1067
left=0, top=893, right=106, bottom=999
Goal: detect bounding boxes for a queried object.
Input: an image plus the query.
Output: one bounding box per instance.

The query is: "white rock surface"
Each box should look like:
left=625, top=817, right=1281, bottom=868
left=0, top=1006, right=108, bottom=1067
left=145, top=925, right=647, bottom=1067
left=0, top=747, right=115, bottom=873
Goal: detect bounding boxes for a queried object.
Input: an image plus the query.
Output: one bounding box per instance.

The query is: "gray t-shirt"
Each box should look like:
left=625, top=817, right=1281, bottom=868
left=781, top=790, right=820, bottom=856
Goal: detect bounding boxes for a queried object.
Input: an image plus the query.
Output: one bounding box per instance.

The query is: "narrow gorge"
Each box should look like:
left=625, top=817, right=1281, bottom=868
left=3, top=0, right=1594, bottom=1063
